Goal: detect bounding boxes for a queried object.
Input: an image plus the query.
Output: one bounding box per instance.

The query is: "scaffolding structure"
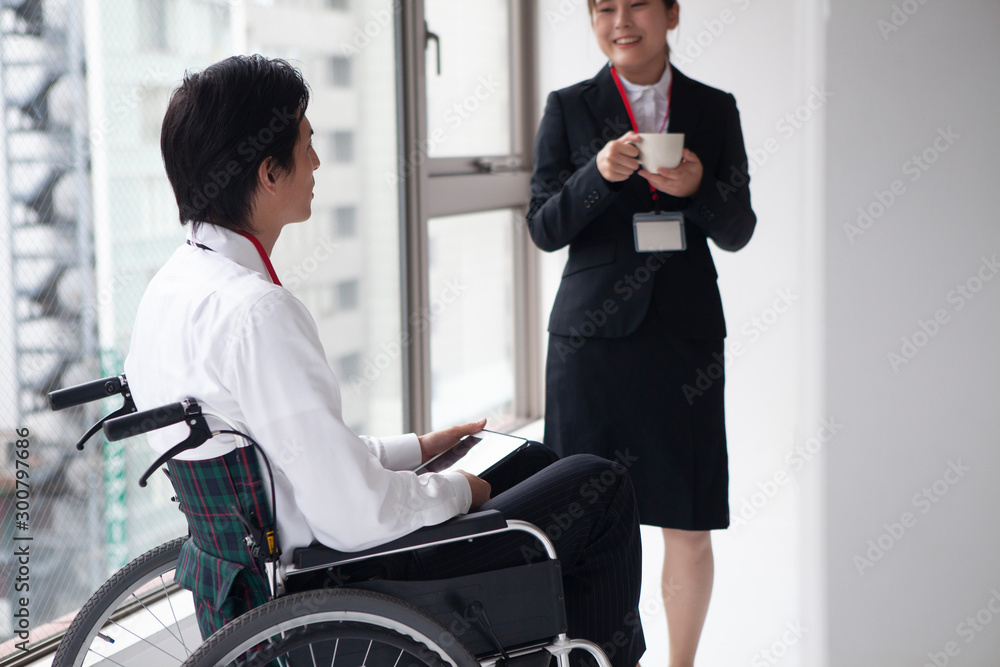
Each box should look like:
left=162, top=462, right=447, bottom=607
left=1, top=0, right=99, bottom=639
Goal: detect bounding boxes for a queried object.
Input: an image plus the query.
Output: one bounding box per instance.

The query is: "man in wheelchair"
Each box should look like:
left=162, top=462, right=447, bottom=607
left=123, top=55, right=645, bottom=667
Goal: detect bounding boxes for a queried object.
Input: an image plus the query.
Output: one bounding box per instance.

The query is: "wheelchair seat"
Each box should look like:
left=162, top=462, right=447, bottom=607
left=291, top=510, right=508, bottom=570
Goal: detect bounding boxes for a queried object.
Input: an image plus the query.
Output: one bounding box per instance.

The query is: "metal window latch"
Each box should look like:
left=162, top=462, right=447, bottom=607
left=474, top=156, right=522, bottom=174
left=426, top=23, right=441, bottom=75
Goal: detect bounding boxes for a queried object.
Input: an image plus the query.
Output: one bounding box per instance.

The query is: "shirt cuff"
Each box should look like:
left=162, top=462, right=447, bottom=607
left=379, top=433, right=422, bottom=471
left=441, top=471, right=473, bottom=514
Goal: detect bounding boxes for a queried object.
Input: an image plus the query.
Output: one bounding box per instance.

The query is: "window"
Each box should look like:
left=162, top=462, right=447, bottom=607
left=0, top=0, right=405, bottom=642
left=400, top=0, right=538, bottom=433
left=333, top=205, right=357, bottom=238
left=336, top=280, right=360, bottom=311
left=428, top=210, right=515, bottom=429
left=331, top=131, right=354, bottom=163
left=329, top=56, right=352, bottom=87
left=336, top=352, right=362, bottom=379
left=140, top=86, right=172, bottom=144
left=137, top=0, right=168, bottom=52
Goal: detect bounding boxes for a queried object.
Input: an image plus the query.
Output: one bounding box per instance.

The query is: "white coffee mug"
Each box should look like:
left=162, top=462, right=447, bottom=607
left=635, top=133, right=685, bottom=171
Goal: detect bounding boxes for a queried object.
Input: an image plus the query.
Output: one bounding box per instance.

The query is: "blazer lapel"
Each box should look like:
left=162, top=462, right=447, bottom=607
left=580, top=64, right=647, bottom=204
left=581, top=64, right=633, bottom=144
left=666, top=65, right=706, bottom=143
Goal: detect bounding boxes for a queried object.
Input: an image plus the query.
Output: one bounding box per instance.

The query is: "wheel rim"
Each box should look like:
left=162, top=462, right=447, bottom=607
left=240, top=621, right=450, bottom=667
left=206, top=611, right=458, bottom=667
left=53, top=538, right=196, bottom=667
left=76, top=568, right=193, bottom=666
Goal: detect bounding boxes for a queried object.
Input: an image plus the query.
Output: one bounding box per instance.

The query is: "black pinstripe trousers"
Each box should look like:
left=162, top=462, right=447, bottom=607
left=413, top=446, right=645, bottom=667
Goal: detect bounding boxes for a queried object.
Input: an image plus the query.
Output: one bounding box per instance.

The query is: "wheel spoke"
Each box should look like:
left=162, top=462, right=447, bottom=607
left=127, top=590, right=187, bottom=649
left=108, top=617, right=186, bottom=662
left=85, top=646, right=128, bottom=667
left=53, top=537, right=188, bottom=667
left=158, top=574, right=191, bottom=654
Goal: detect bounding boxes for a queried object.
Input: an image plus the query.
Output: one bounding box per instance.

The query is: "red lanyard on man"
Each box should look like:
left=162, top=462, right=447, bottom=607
left=235, top=230, right=283, bottom=286
left=187, top=231, right=283, bottom=286
left=609, top=65, right=673, bottom=205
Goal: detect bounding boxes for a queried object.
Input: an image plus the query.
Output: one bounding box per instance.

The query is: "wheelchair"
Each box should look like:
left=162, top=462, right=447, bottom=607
left=47, top=376, right=615, bottom=667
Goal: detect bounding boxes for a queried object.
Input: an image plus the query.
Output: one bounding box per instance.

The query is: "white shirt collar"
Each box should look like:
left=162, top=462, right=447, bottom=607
left=617, top=59, right=672, bottom=101
left=187, top=223, right=274, bottom=282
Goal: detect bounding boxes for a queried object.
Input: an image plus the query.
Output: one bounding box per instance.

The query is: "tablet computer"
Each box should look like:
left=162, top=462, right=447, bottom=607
left=414, top=429, right=529, bottom=476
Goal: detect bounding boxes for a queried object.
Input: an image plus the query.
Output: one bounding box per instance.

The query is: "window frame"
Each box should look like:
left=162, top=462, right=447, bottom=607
left=397, top=0, right=541, bottom=434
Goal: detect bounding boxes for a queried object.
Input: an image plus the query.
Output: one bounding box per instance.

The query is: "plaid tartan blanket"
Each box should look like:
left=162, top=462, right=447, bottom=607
left=167, top=446, right=272, bottom=639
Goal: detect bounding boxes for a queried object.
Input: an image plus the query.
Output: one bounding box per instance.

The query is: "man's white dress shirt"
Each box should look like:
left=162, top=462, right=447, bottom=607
left=124, top=223, right=472, bottom=564
left=618, top=59, right=672, bottom=133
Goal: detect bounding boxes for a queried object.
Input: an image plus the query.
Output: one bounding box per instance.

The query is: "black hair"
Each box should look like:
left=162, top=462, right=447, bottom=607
left=160, top=54, right=310, bottom=231
left=588, top=0, right=678, bottom=12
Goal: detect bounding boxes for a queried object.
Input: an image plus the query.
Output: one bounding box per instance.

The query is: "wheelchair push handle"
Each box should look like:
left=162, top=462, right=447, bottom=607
left=49, top=374, right=138, bottom=450
left=49, top=375, right=126, bottom=411
left=104, top=401, right=188, bottom=442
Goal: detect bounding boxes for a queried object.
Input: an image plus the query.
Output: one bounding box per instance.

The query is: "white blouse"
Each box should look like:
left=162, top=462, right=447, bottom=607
left=618, top=58, right=673, bottom=133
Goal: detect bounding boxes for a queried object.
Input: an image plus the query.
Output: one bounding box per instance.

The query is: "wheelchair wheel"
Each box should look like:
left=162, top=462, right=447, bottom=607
left=52, top=536, right=194, bottom=667
left=180, top=588, right=480, bottom=667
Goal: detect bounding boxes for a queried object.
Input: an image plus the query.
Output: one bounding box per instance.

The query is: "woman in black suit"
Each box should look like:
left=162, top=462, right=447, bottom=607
left=527, top=1, right=755, bottom=664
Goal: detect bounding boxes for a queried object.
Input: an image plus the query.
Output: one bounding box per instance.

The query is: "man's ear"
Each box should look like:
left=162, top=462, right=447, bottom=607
left=256, top=157, right=280, bottom=196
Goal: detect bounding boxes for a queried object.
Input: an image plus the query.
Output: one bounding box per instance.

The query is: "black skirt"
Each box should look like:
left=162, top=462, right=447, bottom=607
left=543, top=305, right=729, bottom=530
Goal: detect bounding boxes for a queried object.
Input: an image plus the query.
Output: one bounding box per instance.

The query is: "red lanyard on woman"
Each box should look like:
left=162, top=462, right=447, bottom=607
left=609, top=65, right=673, bottom=203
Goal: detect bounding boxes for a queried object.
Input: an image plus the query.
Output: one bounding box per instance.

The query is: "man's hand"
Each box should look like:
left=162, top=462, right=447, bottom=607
left=457, top=471, right=491, bottom=509
left=417, top=418, right=487, bottom=464
left=597, top=131, right=642, bottom=182
left=638, top=148, right=704, bottom=198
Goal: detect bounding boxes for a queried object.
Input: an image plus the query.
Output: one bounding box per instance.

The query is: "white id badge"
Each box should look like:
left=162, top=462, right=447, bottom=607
left=633, top=212, right=686, bottom=252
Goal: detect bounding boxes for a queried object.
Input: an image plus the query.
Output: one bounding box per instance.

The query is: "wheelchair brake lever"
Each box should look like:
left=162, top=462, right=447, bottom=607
left=134, top=402, right=212, bottom=487
left=74, top=395, right=138, bottom=451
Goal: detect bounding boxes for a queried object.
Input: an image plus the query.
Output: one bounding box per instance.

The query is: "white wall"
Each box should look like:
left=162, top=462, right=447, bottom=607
left=825, top=1, right=1000, bottom=665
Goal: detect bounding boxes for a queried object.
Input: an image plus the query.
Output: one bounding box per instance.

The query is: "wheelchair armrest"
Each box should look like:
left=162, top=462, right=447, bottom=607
left=293, top=509, right=508, bottom=571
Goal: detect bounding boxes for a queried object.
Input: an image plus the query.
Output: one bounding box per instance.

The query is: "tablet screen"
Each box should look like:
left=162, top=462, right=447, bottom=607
left=414, top=430, right=527, bottom=476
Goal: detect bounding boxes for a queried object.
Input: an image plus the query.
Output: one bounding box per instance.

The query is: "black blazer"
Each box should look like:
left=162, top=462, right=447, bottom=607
left=527, top=64, right=756, bottom=340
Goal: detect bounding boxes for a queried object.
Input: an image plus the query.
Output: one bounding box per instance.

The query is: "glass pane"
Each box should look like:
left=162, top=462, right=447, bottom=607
left=0, top=0, right=402, bottom=642
left=428, top=210, right=515, bottom=430
left=262, top=0, right=404, bottom=440
left=424, top=0, right=512, bottom=157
